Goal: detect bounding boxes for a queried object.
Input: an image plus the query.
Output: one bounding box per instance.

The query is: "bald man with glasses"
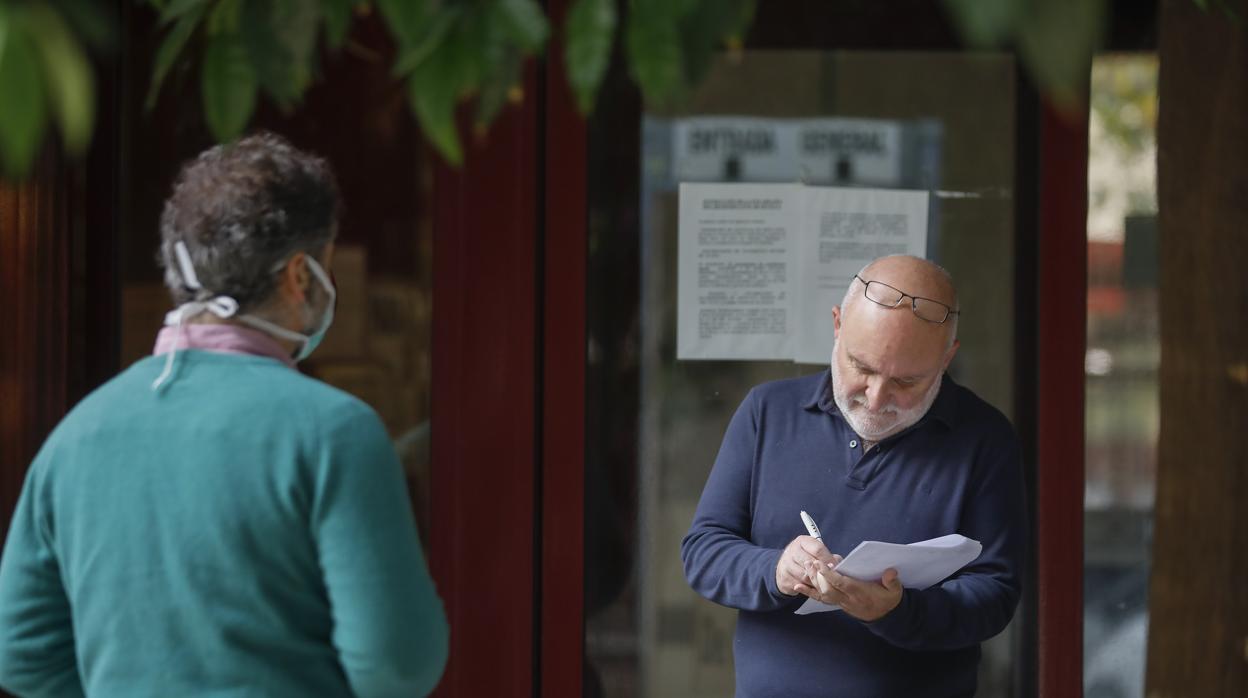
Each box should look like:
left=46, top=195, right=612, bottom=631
left=682, top=255, right=1027, bottom=698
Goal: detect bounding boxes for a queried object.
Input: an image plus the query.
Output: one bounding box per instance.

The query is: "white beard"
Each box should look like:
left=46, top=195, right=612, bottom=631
left=830, top=342, right=943, bottom=441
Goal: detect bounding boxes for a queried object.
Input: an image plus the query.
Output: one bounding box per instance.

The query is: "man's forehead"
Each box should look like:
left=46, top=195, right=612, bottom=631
left=844, top=350, right=911, bottom=376
left=839, top=311, right=947, bottom=373
left=843, top=344, right=935, bottom=379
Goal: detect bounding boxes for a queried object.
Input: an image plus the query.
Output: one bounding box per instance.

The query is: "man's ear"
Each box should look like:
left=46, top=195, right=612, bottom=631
left=942, top=339, right=961, bottom=371
left=277, top=253, right=311, bottom=304
left=832, top=305, right=843, bottom=339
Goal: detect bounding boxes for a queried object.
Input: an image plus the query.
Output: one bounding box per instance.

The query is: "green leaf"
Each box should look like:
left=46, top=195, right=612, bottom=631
left=207, top=0, right=243, bottom=34
left=377, top=0, right=432, bottom=48
left=56, top=0, right=119, bottom=50
left=473, top=3, right=525, bottom=128
left=0, top=9, right=48, bottom=175
left=26, top=4, right=95, bottom=154
left=145, top=2, right=206, bottom=110
left=678, top=0, right=754, bottom=87
left=564, top=0, right=616, bottom=113
left=1016, top=0, right=1107, bottom=108
left=474, top=47, right=521, bottom=129
left=497, top=0, right=549, bottom=52
left=634, top=0, right=698, bottom=21
left=407, top=27, right=475, bottom=166
left=201, top=35, right=256, bottom=141
left=320, top=0, right=355, bottom=49
left=161, top=0, right=209, bottom=24
left=941, top=0, right=1025, bottom=47
left=240, top=0, right=319, bottom=108
left=626, top=1, right=683, bottom=107
left=393, top=6, right=459, bottom=76
left=467, top=2, right=508, bottom=88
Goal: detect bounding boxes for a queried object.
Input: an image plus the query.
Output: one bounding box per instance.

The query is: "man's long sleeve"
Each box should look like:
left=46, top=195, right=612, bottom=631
left=314, top=408, right=449, bottom=697
left=681, top=390, right=795, bottom=613
left=0, top=459, right=85, bottom=698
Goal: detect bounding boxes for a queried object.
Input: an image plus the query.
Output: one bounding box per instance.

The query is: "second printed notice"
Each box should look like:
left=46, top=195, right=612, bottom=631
left=677, top=182, right=929, bottom=363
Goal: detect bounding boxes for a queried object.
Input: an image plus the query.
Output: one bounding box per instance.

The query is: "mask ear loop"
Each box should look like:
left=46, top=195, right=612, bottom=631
left=229, top=252, right=326, bottom=360
left=152, top=242, right=240, bottom=391
left=151, top=310, right=187, bottom=392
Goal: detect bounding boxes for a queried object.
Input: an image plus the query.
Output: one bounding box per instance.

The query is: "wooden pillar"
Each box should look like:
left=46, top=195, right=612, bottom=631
left=1147, top=0, right=1248, bottom=694
left=429, top=71, right=541, bottom=696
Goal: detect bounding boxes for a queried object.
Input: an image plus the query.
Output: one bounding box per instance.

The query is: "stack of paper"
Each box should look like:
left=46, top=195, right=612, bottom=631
left=795, top=534, right=982, bottom=615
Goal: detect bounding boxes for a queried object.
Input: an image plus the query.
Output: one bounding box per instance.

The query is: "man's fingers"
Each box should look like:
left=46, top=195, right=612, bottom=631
left=814, top=569, right=832, bottom=594
left=822, top=568, right=862, bottom=604
left=779, top=560, right=812, bottom=593
left=786, top=559, right=810, bottom=580
left=793, top=582, right=819, bottom=598
left=798, top=537, right=836, bottom=562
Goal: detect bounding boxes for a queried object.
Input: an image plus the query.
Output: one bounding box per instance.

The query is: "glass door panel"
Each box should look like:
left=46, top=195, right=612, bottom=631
left=586, top=50, right=1021, bottom=696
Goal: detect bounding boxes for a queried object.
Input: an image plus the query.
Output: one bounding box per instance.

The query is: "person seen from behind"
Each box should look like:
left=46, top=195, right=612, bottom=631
left=0, top=132, right=449, bottom=697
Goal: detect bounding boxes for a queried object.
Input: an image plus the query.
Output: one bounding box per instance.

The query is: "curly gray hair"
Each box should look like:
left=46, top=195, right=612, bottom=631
left=157, top=132, right=340, bottom=312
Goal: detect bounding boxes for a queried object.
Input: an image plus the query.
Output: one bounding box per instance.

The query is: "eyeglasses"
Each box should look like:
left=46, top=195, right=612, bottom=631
left=853, top=274, right=960, bottom=324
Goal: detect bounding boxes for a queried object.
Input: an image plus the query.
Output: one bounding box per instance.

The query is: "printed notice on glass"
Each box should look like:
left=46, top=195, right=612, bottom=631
left=677, top=183, right=800, bottom=360
left=678, top=183, right=929, bottom=363
left=791, top=187, right=929, bottom=364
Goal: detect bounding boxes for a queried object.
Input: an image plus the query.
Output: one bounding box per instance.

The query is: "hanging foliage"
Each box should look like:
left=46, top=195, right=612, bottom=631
left=0, top=0, right=1228, bottom=177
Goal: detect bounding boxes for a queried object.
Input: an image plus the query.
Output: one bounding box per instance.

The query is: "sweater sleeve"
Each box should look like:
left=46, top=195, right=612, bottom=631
left=0, top=456, right=86, bottom=698
left=681, top=390, right=796, bottom=613
left=312, top=407, right=449, bottom=698
left=865, top=430, right=1028, bottom=651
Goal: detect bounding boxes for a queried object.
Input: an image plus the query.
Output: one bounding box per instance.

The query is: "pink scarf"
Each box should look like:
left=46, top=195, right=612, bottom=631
left=153, top=323, right=296, bottom=368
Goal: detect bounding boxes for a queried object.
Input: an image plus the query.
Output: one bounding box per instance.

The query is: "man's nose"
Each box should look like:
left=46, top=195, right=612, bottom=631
left=864, top=378, right=892, bottom=412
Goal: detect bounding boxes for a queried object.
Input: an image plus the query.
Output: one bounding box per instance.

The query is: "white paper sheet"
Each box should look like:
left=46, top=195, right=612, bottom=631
left=677, top=183, right=928, bottom=363
left=677, top=183, right=800, bottom=360
left=791, top=187, right=929, bottom=364
left=795, top=534, right=982, bottom=615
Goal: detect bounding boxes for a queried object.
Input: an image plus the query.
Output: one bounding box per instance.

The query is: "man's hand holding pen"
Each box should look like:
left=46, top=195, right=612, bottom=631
left=786, top=510, right=903, bottom=622
left=776, top=535, right=837, bottom=596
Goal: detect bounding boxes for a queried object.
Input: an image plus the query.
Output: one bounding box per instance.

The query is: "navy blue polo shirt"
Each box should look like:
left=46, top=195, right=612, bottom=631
left=681, top=370, right=1027, bottom=698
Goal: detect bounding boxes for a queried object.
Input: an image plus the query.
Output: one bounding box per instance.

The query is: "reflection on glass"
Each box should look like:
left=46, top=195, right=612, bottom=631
left=1083, top=54, right=1159, bottom=698
left=587, top=50, right=1019, bottom=697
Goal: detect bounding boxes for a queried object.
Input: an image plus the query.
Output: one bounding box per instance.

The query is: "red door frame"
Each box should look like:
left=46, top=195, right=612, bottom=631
left=431, top=12, right=1088, bottom=698
left=1036, top=100, right=1088, bottom=697
left=539, top=0, right=587, bottom=694
left=429, top=68, right=542, bottom=695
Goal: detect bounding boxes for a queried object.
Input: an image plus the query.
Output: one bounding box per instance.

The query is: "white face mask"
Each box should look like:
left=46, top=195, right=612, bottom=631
left=152, top=242, right=335, bottom=390
left=233, top=254, right=336, bottom=362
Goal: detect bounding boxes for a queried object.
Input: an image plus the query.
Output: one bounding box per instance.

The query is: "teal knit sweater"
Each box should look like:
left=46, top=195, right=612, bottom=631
left=0, top=351, right=448, bottom=697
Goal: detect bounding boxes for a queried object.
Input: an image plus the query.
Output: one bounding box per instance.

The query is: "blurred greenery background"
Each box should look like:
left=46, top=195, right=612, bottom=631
left=0, top=0, right=1230, bottom=178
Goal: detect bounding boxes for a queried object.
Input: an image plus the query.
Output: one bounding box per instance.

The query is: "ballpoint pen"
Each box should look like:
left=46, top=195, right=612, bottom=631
left=800, top=510, right=822, bottom=540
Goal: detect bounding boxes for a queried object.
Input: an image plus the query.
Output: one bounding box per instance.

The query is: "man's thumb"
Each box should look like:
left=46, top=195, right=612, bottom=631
left=882, top=568, right=902, bottom=590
